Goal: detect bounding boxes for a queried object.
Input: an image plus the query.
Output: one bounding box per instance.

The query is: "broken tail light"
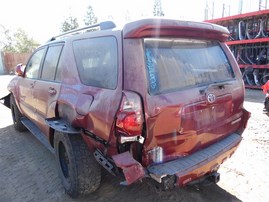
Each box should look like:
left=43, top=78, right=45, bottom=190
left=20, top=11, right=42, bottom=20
left=116, top=91, right=144, bottom=137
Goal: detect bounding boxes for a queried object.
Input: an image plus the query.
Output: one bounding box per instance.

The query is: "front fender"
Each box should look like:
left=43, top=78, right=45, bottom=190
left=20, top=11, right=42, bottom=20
left=0, top=75, right=17, bottom=108
left=0, top=75, right=16, bottom=99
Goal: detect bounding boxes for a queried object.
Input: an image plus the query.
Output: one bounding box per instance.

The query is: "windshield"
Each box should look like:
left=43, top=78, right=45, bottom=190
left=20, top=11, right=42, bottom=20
left=144, top=38, right=234, bottom=95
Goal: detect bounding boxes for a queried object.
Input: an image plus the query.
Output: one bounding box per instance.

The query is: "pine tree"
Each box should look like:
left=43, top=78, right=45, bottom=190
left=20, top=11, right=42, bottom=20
left=153, top=0, right=165, bottom=16
left=84, top=5, right=98, bottom=26
left=60, top=16, right=79, bottom=33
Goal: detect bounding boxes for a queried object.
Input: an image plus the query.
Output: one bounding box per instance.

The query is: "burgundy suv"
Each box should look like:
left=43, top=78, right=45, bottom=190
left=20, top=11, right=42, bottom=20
left=2, top=19, right=250, bottom=197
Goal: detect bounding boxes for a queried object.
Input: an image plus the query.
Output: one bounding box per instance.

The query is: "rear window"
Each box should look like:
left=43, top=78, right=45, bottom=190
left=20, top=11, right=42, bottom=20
left=73, top=36, right=118, bottom=89
left=144, top=38, right=234, bottom=95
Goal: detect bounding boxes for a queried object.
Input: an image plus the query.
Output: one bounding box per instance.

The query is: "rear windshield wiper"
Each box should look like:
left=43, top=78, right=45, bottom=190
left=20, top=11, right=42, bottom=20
left=199, top=81, right=233, bottom=95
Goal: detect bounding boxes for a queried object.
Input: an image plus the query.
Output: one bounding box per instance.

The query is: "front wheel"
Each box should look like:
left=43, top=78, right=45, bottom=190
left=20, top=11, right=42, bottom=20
left=10, top=94, right=27, bottom=132
left=54, top=132, right=101, bottom=198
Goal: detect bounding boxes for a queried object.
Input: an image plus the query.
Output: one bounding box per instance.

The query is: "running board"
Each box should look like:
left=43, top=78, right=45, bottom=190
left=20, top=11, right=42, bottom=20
left=21, top=117, right=54, bottom=154
left=94, top=149, right=118, bottom=176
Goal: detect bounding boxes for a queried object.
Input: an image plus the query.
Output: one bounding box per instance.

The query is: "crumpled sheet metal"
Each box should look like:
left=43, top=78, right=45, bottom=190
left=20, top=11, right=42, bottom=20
left=112, top=151, right=146, bottom=185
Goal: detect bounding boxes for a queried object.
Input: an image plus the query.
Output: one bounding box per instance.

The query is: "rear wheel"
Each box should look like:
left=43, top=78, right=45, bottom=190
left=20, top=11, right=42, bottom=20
left=54, top=132, right=101, bottom=198
left=10, top=94, right=27, bottom=132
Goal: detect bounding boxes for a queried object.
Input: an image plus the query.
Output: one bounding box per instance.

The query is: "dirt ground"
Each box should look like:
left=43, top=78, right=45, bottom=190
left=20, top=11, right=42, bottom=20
left=0, top=89, right=269, bottom=202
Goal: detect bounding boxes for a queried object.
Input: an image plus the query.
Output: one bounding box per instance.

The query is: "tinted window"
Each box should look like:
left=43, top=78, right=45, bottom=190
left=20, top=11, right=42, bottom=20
left=55, top=59, right=63, bottom=82
left=73, top=37, right=118, bottom=89
left=41, top=45, right=63, bottom=81
left=25, top=48, right=46, bottom=79
left=144, top=38, right=234, bottom=95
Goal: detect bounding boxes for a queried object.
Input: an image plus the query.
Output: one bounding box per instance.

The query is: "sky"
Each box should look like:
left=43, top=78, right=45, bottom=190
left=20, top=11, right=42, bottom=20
left=0, top=0, right=267, bottom=44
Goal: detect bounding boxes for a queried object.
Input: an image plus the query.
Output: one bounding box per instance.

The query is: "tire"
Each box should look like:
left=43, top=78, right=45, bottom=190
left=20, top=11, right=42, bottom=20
left=54, top=132, right=101, bottom=198
left=10, top=94, right=27, bottom=132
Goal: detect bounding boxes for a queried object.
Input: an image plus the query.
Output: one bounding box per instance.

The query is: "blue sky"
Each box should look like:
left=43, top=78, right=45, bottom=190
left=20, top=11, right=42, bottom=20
left=0, top=0, right=265, bottom=43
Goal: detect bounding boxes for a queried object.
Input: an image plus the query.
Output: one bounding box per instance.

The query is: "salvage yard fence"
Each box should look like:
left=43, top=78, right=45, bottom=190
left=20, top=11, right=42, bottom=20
left=0, top=52, right=31, bottom=74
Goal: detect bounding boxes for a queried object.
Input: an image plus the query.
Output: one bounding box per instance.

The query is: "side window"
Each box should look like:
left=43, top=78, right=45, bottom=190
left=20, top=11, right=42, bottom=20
left=41, top=45, right=63, bottom=81
left=55, top=60, right=63, bottom=82
left=73, top=37, right=118, bottom=89
left=25, top=48, right=46, bottom=79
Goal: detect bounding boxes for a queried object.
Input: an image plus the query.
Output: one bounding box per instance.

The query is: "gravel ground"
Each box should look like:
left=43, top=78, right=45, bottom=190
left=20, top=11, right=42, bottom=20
left=0, top=89, right=268, bottom=202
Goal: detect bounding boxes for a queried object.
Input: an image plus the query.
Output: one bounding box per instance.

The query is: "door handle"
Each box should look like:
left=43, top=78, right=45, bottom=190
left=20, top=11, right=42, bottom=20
left=48, top=87, right=57, bottom=96
left=30, top=81, right=36, bottom=88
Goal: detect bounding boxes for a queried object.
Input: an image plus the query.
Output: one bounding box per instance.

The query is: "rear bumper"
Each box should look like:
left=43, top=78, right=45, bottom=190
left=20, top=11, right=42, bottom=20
left=147, top=133, right=242, bottom=186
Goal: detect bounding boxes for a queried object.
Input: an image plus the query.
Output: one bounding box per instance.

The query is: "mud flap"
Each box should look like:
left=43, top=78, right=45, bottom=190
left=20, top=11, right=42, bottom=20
left=112, top=151, right=146, bottom=185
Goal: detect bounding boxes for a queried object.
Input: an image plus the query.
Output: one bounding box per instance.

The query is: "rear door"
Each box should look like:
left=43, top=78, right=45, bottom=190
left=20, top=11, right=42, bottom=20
left=71, top=35, right=122, bottom=142
left=33, top=44, right=64, bottom=136
left=143, top=38, right=244, bottom=162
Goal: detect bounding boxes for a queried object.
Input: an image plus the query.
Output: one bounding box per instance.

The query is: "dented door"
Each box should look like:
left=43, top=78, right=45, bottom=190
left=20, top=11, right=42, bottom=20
left=58, top=35, right=123, bottom=144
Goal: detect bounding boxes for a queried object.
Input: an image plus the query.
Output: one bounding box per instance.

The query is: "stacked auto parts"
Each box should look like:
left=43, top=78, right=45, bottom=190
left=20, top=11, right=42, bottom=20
left=206, top=10, right=269, bottom=89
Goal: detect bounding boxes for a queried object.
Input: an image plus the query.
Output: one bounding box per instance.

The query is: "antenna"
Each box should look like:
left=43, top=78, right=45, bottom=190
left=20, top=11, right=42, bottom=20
left=222, top=3, right=231, bottom=17
left=238, top=0, right=243, bottom=14
left=259, top=0, right=268, bottom=10
left=204, top=0, right=215, bottom=20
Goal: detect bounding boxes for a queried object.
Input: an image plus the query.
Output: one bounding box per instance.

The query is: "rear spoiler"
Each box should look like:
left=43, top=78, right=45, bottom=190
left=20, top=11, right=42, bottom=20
left=123, top=18, right=229, bottom=42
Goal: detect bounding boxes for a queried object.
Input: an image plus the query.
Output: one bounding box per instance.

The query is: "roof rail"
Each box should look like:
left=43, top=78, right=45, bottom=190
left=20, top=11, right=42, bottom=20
left=48, top=21, right=116, bottom=42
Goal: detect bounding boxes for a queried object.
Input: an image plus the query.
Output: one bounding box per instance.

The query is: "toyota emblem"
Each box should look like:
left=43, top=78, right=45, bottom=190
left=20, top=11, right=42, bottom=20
left=207, top=93, right=216, bottom=103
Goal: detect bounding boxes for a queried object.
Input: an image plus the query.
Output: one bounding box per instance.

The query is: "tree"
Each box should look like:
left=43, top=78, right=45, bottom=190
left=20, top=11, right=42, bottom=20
left=84, top=5, right=98, bottom=26
left=0, top=26, right=39, bottom=53
left=0, top=25, right=15, bottom=52
left=153, top=0, right=165, bottom=16
left=13, top=29, right=39, bottom=53
left=60, top=16, right=79, bottom=33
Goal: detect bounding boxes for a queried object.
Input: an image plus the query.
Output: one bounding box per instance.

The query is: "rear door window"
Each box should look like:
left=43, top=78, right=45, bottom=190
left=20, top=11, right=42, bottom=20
left=41, top=45, right=63, bottom=81
left=73, top=36, right=118, bottom=89
left=144, top=38, right=234, bottom=95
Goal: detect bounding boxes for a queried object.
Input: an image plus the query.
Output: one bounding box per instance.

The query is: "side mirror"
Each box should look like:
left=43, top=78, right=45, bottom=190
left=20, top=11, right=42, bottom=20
left=15, top=63, right=25, bottom=77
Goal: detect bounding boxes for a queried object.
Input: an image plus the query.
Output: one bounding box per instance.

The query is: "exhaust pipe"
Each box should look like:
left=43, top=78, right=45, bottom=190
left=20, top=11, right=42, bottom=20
left=186, top=172, right=221, bottom=186
left=209, top=172, right=220, bottom=184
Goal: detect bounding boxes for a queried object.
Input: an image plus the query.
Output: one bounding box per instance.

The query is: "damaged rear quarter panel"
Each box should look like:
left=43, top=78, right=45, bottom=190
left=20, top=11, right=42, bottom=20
left=112, top=151, right=146, bottom=185
left=57, top=33, right=123, bottom=154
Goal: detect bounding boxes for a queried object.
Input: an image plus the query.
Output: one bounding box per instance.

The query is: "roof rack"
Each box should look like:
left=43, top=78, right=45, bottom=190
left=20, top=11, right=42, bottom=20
left=48, top=21, right=116, bottom=42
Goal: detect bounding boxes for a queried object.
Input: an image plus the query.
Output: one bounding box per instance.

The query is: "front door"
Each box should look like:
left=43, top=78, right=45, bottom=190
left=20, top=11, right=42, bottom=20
left=33, top=44, right=64, bottom=136
left=19, top=48, right=46, bottom=121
